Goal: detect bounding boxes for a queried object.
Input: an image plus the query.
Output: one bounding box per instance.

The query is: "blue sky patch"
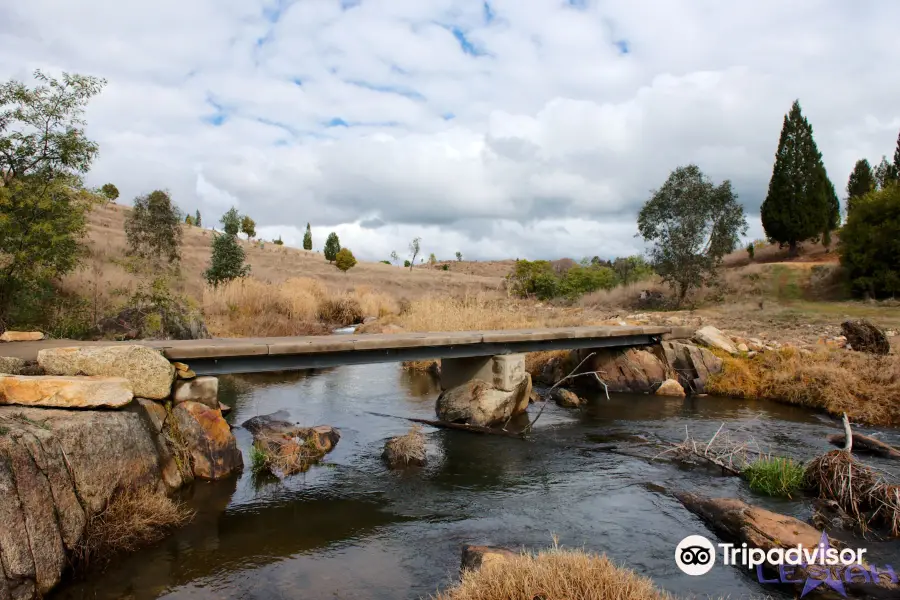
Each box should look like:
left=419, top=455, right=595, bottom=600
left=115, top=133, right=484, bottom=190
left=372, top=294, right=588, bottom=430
left=347, top=80, right=425, bottom=101
left=442, top=112, right=455, bottom=120
left=451, top=26, right=486, bottom=56
left=340, top=0, right=361, bottom=9
left=615, top=39, right=629, bottom=54
left=567, top=0, right=588, bottom=8
left=202, top=97, right=228, bottom=126
left=483, top=2, right=495, bottom=24
left=327, top=117, right=349, bottom=127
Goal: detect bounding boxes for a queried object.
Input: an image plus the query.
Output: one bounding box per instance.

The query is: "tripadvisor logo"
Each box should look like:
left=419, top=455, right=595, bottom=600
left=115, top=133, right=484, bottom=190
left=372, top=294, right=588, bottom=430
left=675, top=534, right=897, bottom=597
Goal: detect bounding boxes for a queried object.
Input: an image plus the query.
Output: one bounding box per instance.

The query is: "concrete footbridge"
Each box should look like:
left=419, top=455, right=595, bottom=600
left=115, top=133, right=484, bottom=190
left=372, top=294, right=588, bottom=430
left=4, top=325, right=694, bottom=388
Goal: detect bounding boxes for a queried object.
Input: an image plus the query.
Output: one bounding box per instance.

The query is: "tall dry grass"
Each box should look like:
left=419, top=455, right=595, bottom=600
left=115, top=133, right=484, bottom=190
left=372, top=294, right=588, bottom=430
left=429, top=546, right=671, bottom=600
left=202, top=277, right=399, bottom=336
left=707, top=348, right=900, bottom=426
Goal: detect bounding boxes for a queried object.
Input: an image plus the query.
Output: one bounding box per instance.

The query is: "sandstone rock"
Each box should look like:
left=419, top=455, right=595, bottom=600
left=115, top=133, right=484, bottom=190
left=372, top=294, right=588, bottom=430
left=655, top=379, right=685, bottom=397
left=747, top=338, right=765, bottom=351
left=654, top=342, right=723, bottom=394
left=173, top=401, right=242, bottom=480
left=382, top=430, right=427, bottom=468
left=551, top=387, right=582, bottom=408
left=460, top=545, right=518, bottom=572
left=574, top=348, right=667, bottom=394
left=0, top=331, right=43, bottom=342
left=172, top=362, right=196, bottom=379
left=0, top=404, right=172, bottom=596
left=693, top=326, right=738, bottom=354
left=736, top=343, right=749, bottom=353
left=841, top=319, right=890, bottom=355
left=0, top=356, right=25, bottom=374
left=435, top=375, right=531, bottom=427
left=0, top=375, right=133, bottom=408
left=675, top=491, right=898, bottom=597
left=172, top=376, right=219, bottom=409
left=38, top=345, right=175, bottom=400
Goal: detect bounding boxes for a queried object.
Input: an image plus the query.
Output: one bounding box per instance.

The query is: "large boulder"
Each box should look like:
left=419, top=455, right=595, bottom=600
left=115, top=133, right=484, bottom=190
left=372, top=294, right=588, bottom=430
left=136, top=399, right=193, bottom=491
left=573, top=348, right=667, bottom=394
left=0, top=405, right=171, bottom=597
left=655, top=378, right=685, bottom=397
left=675, top=492, right=898, bottom=597
left=38, top=345, right=175, bottom=400
left=241, top=413, right=340, bottom=476
left=0, top=331, right=43, bottom=342
left=551, top=387, right=582, bottom=408
left=435, top=375, right=531, bottom=427
left=172, top=376, right=219, bottom=409
left=693, top=325, right=738, bottom=355
left=654, top=341, right=723, bottom=394
left=460, top=545, right=518, bottom=572
left=0, top=375, right=133, bottom=408
left=173, top=401, right=242, bottom=480
left=841, top=319, right=890, bottom=355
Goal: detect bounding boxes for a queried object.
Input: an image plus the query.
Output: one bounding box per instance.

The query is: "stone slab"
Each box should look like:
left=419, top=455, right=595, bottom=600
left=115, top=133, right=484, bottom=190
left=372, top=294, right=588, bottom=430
left=0, top=375, right=133, bottom=408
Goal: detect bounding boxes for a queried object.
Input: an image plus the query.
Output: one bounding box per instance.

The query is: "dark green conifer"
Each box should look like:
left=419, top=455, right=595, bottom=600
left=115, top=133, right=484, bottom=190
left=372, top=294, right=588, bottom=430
left=846, top=159, right=875, bottom=214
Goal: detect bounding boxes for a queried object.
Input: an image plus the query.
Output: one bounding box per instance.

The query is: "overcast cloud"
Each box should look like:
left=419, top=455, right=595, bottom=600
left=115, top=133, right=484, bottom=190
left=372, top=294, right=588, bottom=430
left=2, top=0, right=899, bottom=262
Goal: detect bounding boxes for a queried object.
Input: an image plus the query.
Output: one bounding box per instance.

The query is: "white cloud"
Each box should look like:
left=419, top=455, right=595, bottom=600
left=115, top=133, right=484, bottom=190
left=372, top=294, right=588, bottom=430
left=2, top=0, right=899, bottom=262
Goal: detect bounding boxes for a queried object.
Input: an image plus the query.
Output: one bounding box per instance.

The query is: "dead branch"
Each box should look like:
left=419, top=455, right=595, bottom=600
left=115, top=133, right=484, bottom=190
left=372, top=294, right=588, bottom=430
left=364, top=411, right=526, bottom=439
left=841, top=412, right=853, bottom=453
left=522, top=352, right=610, bottom=436
left=654, top=424, right=759, bottom=476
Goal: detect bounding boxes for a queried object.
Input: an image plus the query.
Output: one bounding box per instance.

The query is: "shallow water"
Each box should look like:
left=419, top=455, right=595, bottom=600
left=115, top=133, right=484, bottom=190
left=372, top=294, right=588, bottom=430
left=54, top=363, right=900, bottom=599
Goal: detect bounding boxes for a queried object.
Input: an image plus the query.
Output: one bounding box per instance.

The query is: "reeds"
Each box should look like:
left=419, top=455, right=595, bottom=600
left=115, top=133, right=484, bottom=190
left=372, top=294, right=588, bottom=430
left=742, top=455, right=806, bottom=498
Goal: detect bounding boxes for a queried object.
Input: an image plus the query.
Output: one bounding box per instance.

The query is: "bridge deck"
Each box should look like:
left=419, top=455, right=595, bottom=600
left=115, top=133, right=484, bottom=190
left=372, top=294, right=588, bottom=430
left=1, top=325, right=694, bottom=375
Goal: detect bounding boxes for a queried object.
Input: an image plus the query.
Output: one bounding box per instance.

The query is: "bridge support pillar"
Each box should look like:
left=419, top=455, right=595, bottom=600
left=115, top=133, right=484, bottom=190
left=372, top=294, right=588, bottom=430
left=440, top=353, right=526, bottom=391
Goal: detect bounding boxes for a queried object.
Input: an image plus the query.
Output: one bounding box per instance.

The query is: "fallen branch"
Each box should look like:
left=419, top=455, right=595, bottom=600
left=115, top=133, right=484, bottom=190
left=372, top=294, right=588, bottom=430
left=827, top=432, right=900, bottom=460
left=365, top=411, right=526, bottom=439
left=654, top=424, right=758, bottom=476
left=522, top=352, right=610, bottom=436
left=842, top=412, right=853, bottom=453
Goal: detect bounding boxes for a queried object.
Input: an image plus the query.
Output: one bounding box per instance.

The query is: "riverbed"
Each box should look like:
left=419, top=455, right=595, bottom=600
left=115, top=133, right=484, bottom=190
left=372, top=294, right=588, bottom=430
left=54, top=362, right=900, bottom=599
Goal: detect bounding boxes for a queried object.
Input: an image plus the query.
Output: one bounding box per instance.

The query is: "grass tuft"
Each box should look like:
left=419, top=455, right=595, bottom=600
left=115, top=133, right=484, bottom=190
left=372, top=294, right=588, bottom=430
left=429, top=546, right=672, bottom=600
left=249, top=445, right=268, bottom=474
left=742, top=455, right=806, bottom=498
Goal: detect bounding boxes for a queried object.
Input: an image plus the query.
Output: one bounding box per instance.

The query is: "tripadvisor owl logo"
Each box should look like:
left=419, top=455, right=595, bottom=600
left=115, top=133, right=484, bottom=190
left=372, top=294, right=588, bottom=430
left=675, top=535, right=716, bottom=576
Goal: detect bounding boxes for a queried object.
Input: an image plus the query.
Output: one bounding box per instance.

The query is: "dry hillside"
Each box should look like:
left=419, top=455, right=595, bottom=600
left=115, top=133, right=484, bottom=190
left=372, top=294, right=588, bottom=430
left=67, top=202, right=507, bottom=302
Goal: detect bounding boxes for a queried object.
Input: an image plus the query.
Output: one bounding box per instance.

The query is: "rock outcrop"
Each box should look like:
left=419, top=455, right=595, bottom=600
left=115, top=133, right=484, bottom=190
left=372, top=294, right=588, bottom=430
left=38, top=345, right=175, bottom=400
left=693, top=325, right=738, bottom=355
left=0, top=375, right=133, bottom=408
left=841, top=319, right=890, bottom=355
left=551, top=387, right=582, bottom=408
left=460, top=545, right=518, bottom=572
left=0, top=332, right=44, bottom=342
left=573, top=348, right=668, bottom=394
left=435, top=375, right=532, bottom=427
left=654, top=341, right=723, bottom=394
left=173, top=401, right=243, bottom=480
left=172, top=376, right=219, bottom=409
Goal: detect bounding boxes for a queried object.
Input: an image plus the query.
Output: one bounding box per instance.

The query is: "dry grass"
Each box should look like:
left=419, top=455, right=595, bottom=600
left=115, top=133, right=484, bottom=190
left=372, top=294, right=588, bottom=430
left=74, top=485, right=193, bottom=571
left=806, top=450, right=900, bottom=536
left=402, top=359, right=440, bottom=372
left=429, top=546, right=671, bottom=600
left=706, top=348, right=900, bottom=426
left=382, top=425, right=427, bottom=467
left=252, top=431, right=330, bottom=477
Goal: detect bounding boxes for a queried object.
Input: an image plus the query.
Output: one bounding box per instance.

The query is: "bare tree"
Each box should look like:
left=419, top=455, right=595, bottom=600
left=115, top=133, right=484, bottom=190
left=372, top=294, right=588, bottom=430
left=408, top=237, right=421, bottom=271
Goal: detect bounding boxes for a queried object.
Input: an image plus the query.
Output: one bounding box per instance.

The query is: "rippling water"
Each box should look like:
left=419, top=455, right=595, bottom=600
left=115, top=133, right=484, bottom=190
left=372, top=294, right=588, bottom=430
left=54, top=363, right=900, bottom=600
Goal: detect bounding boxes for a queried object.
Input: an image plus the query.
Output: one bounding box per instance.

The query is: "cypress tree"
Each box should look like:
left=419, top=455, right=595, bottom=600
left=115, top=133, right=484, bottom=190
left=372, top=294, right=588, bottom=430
left=760, top=100, right=835, bottom=255
left=892, top=130, right=900, bottom=184
left=323, top=232, right=340, bottom=262
left=846, top=159, right=875, bottom=214
left=303, top=223, right=313, bottom=250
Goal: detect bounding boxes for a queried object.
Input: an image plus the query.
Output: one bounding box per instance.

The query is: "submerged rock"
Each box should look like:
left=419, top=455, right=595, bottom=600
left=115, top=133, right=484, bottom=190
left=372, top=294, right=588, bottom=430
left=841, top=319, right=890, bottom=355
left=0, top=375, right=133, bottom=408
left=551, top=387, right=582, bottom=408
left=38, top=345, right=175, bottom=400
left=241, top=412, right=340, bottom=476
left=435, top=375, right=531, bottom=427
left=382, top=427, right=427, bottom=468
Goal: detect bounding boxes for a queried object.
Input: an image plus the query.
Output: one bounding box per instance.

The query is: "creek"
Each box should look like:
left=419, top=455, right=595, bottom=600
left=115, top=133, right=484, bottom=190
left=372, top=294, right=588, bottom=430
left=53, top=363, right=900, bottom=599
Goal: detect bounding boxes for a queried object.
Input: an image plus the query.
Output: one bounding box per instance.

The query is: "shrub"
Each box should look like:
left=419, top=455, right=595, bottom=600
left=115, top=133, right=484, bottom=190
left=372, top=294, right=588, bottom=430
left=100, top=183, right=119, bottom=201
left=441, top=264, right=449, bottom=271
left=316, top=296, right=363, bottom=325
left=839, top=185, right=900, bottom=298
left=742, top=455, right=805, bottom=498
left=334, top=247, right=357, bottom=272
left=747, top=242, right=755, bottom=260
left=380, top=260, right=391, bottom=265
left=404, top=259, right=411, bottom=268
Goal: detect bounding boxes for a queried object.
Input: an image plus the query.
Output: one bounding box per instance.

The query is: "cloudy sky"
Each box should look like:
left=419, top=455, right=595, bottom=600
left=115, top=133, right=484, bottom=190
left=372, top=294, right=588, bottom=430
left=3, top=0, right=899, bottom=262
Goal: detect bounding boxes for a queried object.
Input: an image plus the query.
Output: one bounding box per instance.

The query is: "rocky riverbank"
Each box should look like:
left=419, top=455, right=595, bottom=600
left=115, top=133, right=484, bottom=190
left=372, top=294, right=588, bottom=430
left=0, top=345, right=242, bottom=599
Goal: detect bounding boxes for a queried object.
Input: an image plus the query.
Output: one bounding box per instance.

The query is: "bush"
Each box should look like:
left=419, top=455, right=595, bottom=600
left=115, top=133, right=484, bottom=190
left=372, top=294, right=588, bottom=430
left=404, top=260, right=411, bottom=268
left=839, top=185, right=900, bottom=298
left=316, top=296, right=363, bottom=326
left=743, top=455, right=805, bottom=498
left=334, top=247, right=357, bottom=272
left=507, top=260, right=618, bottom=301
left=380, top=260, right=390, bottom=265
left=441, top=264, right=449, bottom=271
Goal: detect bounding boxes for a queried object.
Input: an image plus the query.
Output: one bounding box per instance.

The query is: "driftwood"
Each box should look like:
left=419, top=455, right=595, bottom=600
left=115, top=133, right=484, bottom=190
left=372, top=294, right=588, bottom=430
left=655, top=424, right=758, bottom=476
left=365, top=411, right=526, bottom=439
left=828, top=432, right=900, bottom=460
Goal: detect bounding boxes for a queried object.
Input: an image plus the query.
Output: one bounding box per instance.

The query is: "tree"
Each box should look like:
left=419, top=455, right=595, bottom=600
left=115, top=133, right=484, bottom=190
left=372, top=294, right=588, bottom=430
left=273, top=236, right=284, bottom=245
left=428, top=252, right=437, bottom=266
left=894, top=130, right=900, bottom=180
left=612, top=256, right=653, bottom=285
left=455, top=251, right=463, bottom=262
left=125, top=190, right=184, bottom=265
left=220, top=206, right=241, bottom=237
left=747, top=242, right=755, bottom=260
left=874, top=156, right=898, bottom=190
left=194, top=210, right=201, bottom=227
left=390, top=250, right=399, bottom=265
left=101, top=183, right=119, bottom=201
left=839, top=185, right=900, bottom=298
left=334, top=248, right=357, bottom=272
left=303, top=223, right=312, bottom=250
left=0, top=70, right=106, bottom=324
left=403, top=260, right=411, bottom=268
left=637, top=164, right=747, bottom=303
left=240, top=215, right=256, bottom=240
left=204, top=232, right=250, bottom=287
left=760, top=100, right=837, bottom=255
left=185, top=214, right=195, bottom=226
left=408, top=237, right=421, bottom=271
left=323, top=232, right=341, bottom=262
left=846, top=159, right=876, bottom=214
